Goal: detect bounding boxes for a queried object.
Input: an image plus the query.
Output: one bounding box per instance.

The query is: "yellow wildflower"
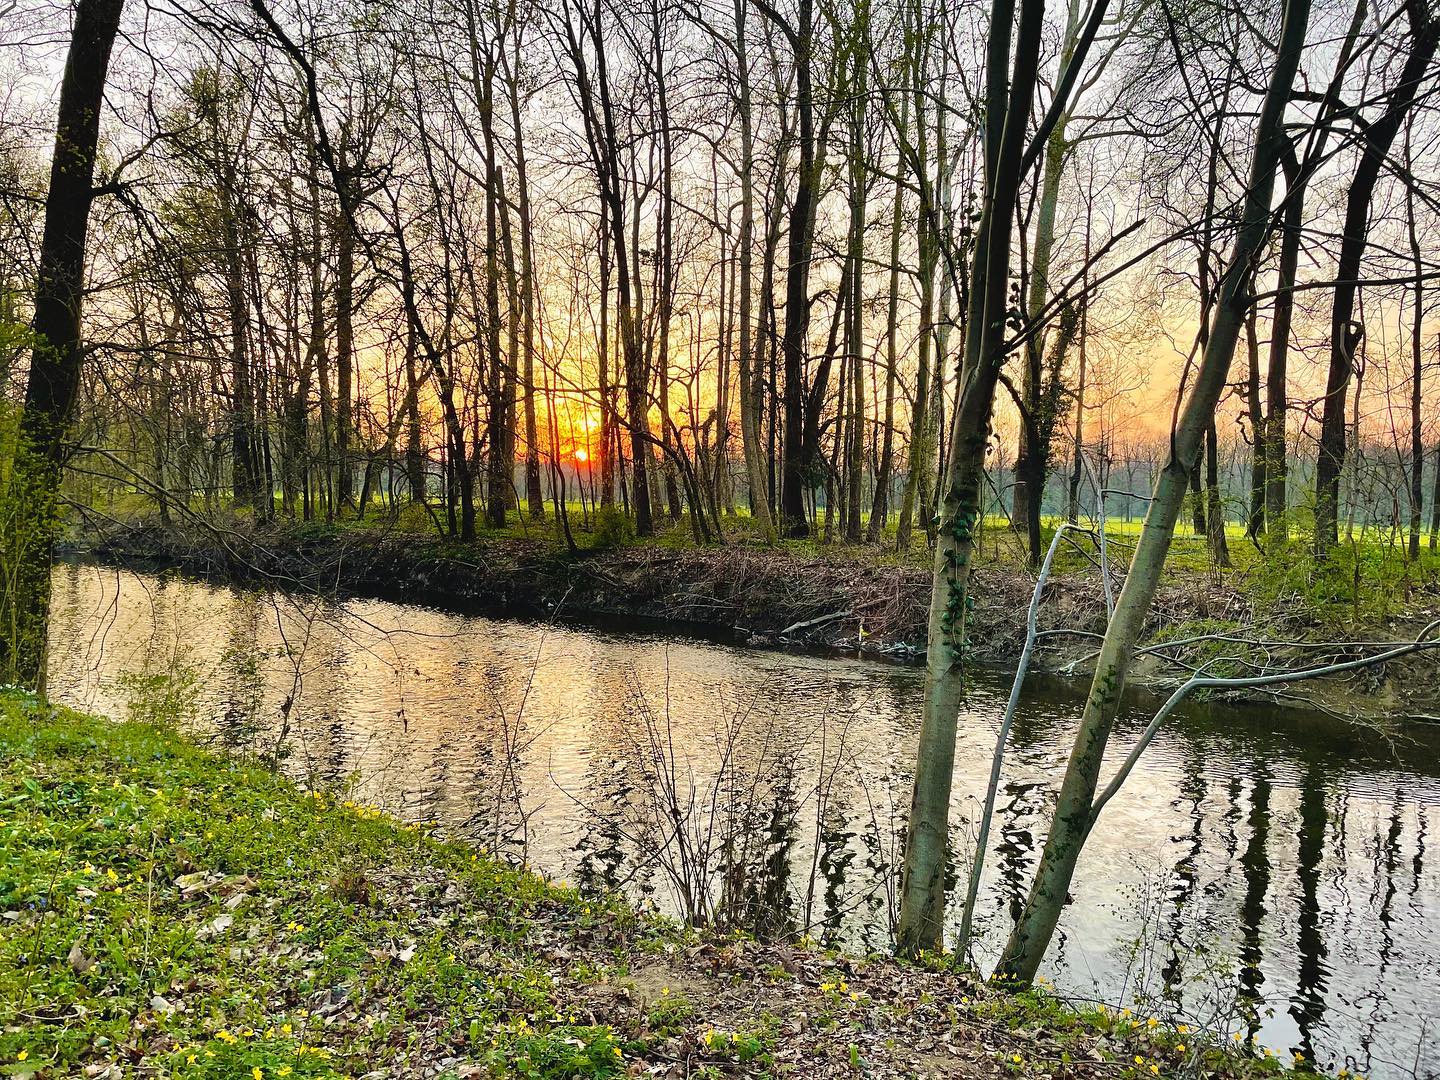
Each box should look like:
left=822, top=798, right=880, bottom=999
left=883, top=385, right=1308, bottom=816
left=17, top=1051, right=28, bottom=1062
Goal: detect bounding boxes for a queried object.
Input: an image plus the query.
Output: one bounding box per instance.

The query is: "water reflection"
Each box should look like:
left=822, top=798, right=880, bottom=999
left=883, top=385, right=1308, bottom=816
left=1238, top=765, right=1272, bottom=1040
left=47, top=562, right=1440, bottom=1079
left=1291, top=763, right=1331, bottom=1062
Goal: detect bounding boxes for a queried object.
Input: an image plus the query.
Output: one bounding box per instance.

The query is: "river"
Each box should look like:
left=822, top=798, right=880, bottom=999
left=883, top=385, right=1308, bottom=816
left=46, top=561, right=1440, bottom=1079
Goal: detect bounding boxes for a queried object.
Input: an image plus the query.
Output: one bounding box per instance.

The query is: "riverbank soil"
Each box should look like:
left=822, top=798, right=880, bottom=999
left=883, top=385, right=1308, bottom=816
left=1, top=695, right=1308, bottom=1079
left=88, top=514, right=1440, bottom=720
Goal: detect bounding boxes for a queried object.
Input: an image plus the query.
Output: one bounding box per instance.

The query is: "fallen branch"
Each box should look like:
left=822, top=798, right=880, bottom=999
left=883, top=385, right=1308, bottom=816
left=777, top=610, right=853, bottom=637
left=1086, top=618, right=1440, bottom=831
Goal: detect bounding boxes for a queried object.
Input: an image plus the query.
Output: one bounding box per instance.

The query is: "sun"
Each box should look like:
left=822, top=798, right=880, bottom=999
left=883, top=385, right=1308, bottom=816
left=574, top=449, right=589, bottom=464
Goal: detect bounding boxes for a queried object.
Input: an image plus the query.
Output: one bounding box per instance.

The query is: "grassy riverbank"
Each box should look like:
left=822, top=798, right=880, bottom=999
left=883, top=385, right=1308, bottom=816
left=1, top=692, right=1329, bottom=1079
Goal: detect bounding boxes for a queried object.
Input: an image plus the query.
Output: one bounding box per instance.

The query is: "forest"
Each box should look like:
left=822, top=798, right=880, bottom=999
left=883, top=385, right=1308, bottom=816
left=2, top=0, right=1440, bottom=1074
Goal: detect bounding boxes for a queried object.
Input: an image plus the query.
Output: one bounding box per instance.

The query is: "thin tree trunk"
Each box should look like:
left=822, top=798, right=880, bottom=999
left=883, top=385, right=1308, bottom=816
left=733, top=0, right=775, bottom=541
left=1263, top=149, right=1304, bottom=537
left=844, top=26, right=867, bottom=543
left=895, top=37, right=935, bottom=553
left=994, top=0, right=1310, bottom=980
left=335, top=157, right=355, bottom=511
left=773, top=0, right=819, bottom=539
left=1245, top=310, right=1265, bottom=538
left=1012, top=0, right=1080, bottom=558
left=1405, top=126, right=1424, bottom=560
left=868, top=96, right=907, bottom=543
left=896, top=0, right=1047, bottom=956
left=1206, top=421, right=1230, bottom=567
left=1315, top=4, right=1439, bottom=555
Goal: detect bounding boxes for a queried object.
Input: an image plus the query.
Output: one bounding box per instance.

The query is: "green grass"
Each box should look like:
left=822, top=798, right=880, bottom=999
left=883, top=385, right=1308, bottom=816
left=0, top=690, right=642, bottom=1079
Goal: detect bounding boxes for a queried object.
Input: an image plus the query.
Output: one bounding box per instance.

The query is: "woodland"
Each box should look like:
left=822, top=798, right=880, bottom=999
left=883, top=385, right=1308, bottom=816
left=2, top=0, right=1440, bottom=1072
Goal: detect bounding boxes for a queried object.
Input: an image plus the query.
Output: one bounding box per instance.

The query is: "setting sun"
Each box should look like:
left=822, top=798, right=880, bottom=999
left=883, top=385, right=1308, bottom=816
left=574, top=449, right=589, bottom=464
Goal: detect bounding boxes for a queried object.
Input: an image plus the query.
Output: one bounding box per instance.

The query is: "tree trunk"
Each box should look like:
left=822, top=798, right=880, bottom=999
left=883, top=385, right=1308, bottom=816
left=896, top=0, right=1046, bottom=956
left=335, top=163, right=355, bottom=511
left=1315, top=5, right=1439, bottom=555
left=895, top=55, right=936, bottom=553
left=1205, top=421, right=1230, bottom=567
left=1405, top=129, right=1424, bottom=560
left=1245, top=310, right=1265, bottom=538
left=843, top=28, right=867, bottom=543
left=1012, top=20, right=1078, bottom=561
left=1263, top=150, right=1303, bottom=537
left=404, top=326, right=424, bottom=503
left=776, top=0, right=818, bottom=539
left=868, top=95, right=907, bottom=544
left=994, top=0, right=1310, bottom=980
left=5, top=0, right=126, bottom=691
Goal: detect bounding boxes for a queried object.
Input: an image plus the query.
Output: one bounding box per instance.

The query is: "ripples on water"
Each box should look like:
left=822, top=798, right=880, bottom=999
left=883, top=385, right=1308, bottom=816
left=48, top=561, right=1440, bottom=1079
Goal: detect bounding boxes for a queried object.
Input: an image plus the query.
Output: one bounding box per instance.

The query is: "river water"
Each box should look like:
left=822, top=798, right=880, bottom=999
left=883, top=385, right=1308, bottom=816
left=47, top=561, right=1440, bottom=1078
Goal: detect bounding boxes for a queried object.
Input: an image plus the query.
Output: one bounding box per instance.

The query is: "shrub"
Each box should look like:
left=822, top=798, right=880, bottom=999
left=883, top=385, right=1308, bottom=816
left=591, top=506, right=634, bottom=550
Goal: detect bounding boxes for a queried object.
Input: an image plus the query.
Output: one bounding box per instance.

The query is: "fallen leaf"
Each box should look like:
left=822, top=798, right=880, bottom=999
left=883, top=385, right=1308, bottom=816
left=196, top=914, right=233, bottom=941
left=68, top=939, right=96, bottom=974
